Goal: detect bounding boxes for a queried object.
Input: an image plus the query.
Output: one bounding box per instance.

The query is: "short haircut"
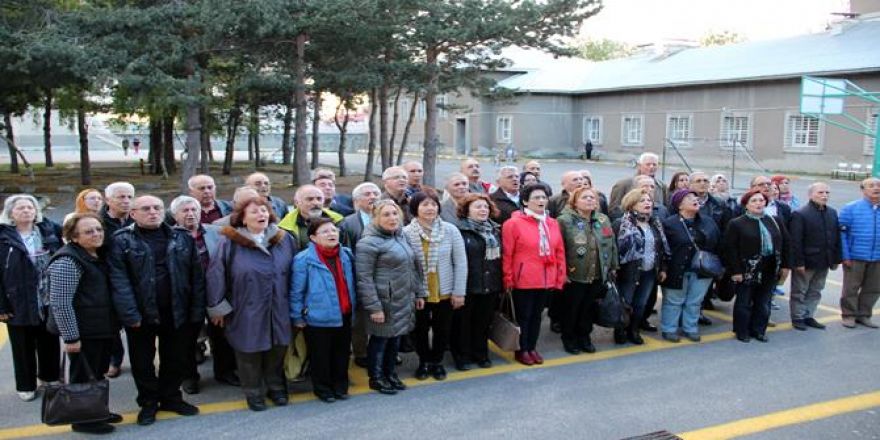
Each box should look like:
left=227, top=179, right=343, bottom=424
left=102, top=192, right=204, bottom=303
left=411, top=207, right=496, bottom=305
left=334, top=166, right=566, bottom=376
left=233, top=186, right=260, bottom=204
left=187, top=174, right=214, bottom=190
left=567, top=187, right=599, bottom=211
left=456, top=193, right=499, bottom=219
left=807, top=181, right=828, bottom=196
left=445, top=172, right=468, bottom=189
left=638, top=152, right=659, bottom=164
left=294, top=184, right=322, bottom=203
left=229, top=196, right=278, bottom=228
left=352, top=182, right=381, bottom=200
left=633, top=175, right=654, bottom=186
left=312, top=168, right=335, bottom=183
left=104, top=181, right=135, bottom=199
left=740, top=189, right=769, bottom=207
left=749, top=175, right=769, bottom=187
left=370, top=199, right=403, bottom=226
left=0, top=194, right=43, bottom=225
left=409, top=188, right=441, bottom=218
left=620, top=188, right=652, bottom=213
left=860, top=177, right=880, bottom=189
left=382, top=166, right=406, bottom=181
left=521, top=182, right=552, bottom=203
left=62, top=213, right=102, bottom=242
left=169, top=195, right=201, bottom=216
left=519, top=171, right=538, bottom=186
left=496, top=165, right=519, bottom=181
left=307, top=217, right=336, bottom=238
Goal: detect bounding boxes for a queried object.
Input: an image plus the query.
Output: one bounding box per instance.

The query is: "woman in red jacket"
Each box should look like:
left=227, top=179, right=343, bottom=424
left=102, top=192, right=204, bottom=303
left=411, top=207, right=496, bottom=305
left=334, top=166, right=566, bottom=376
left=502, top=182, right=566, bottom=366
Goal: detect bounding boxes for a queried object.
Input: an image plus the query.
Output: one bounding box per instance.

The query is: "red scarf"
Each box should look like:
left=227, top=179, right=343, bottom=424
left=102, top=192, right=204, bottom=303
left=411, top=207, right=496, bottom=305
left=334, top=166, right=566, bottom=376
left=315, top=244, right=351, bottom=315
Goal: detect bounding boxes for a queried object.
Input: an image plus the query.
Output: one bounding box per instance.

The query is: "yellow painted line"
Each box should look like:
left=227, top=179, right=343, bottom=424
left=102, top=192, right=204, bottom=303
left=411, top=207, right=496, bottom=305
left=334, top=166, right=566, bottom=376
left=776, top=295, right=843, bottom=315
left=678, top=389, right=880, bottom=440
left=702, top=309, right=733, bottom=323
left=0, top=323, right=7, bottom=349
left=0, top=315, right=843, bottom=439
left=488, top=340, right=516, bottom=364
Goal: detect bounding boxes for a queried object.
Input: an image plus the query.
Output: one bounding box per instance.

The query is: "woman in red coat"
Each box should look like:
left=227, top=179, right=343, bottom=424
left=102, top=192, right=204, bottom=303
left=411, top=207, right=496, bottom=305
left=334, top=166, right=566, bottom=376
left=502, top=182, right=566, bottom=365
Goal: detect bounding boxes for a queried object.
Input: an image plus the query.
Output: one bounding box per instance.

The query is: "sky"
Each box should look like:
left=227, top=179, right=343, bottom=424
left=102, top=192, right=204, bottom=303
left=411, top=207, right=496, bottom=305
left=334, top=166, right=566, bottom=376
left=578, top=0, right=852, bottom=44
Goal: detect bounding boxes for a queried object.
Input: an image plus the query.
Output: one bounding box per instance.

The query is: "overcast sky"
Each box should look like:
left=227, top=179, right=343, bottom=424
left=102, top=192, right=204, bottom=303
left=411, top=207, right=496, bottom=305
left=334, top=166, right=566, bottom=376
left=578, top=0, right=851, bottom=44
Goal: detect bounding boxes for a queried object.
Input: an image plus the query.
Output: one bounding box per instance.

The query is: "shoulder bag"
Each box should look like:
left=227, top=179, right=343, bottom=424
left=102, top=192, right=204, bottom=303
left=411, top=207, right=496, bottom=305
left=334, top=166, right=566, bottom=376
left=681, top=217, right=725, bottom=279
left=42, top=354, right=110, bottom=426
left=489, top=292, right=521, bottom=351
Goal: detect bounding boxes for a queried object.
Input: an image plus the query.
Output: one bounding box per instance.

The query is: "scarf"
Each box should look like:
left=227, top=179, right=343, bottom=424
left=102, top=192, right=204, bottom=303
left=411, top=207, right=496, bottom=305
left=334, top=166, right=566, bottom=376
left=524, top=208, right=551, bottom=258
left=617, top=211, right=671, bottom=265
left=464, top=218, right=500, bottom=260
left=414, top=218, right=444, bottom=274
left=745, top=212, right=774, bottom=256
left=315, top=244, right=351, bottom=315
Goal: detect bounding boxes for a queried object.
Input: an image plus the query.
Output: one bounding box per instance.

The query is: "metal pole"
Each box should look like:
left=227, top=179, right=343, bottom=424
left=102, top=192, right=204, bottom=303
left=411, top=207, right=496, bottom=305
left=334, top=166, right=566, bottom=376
left=731, top=140, right=737, bottom=189
left=661, top=138, right=668, bottom=182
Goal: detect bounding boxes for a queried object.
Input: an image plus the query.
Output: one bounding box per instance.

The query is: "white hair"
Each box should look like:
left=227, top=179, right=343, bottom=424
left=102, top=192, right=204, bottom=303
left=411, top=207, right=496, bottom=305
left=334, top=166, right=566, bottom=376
left=638, top=152, right=659, bottom=164
left=807, top=181, right=829, bottom=196
left=352, top=182, right=381, bottom=200
left=382, top=166, right=406, bottom=181
left=445, top=172, right=468, bottom=188
left=169, top=195, right=201, bottom=216
left=104, top=181, right=135, bottom=199
left=496, top=165, right=519, bottom=181
left=187, top=174, right=215, bottom=190
left=0, top=194, right=43, bottom=225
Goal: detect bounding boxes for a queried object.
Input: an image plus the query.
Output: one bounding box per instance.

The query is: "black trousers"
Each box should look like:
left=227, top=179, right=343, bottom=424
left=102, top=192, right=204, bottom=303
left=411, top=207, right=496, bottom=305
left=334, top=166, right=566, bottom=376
left=304, top=315, right=351, bottom=398
left=641, top=281, right=659, bottom=324
left=561, top=281, right=602, bottom=345
left=450, top=294, right=495, bottom=363
left=414, top=300, right=454, bottom=364
left=512, top=290, right=549, bottom=352
left=69, top=338, right=112, bottom=384
left=235, top=346, right=287, bottom=399
left=183, top=321, right=202, bottom=382
left=124, top=323, right=188, bottom=407
left=367, top=335, right=400, bottom=379
left=733, top=257, right=777, bottom=338
left=207, top=320, right=237, bottom=378
left=7, top=324, right=60, bottom=392
left=109, top=331, right=124, bottom=369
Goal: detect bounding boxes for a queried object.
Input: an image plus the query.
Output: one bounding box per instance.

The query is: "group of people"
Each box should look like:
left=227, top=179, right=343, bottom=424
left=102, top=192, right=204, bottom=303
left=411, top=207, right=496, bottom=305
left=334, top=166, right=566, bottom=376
left=0, top=154, right=878, bottom=435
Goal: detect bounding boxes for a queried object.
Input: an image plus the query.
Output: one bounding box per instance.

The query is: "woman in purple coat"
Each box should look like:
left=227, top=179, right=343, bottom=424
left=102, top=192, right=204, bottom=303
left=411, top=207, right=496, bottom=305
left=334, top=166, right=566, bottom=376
left=206, top=197, right=297, bottom=412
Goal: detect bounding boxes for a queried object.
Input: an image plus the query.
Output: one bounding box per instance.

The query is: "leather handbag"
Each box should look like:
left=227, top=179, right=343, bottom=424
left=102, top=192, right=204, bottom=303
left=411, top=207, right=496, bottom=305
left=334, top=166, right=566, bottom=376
left=680, top=217, right=725, bottom=278
left=597, top=279, right=630, bottom=328
left=42, top=354, right=110, bottom=426
left=489, top=292, right=521, bottom=351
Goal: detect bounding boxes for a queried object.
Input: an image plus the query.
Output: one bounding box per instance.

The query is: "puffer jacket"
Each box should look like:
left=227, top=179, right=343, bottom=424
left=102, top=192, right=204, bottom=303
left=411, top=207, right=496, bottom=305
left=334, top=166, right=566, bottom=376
left=0, top=221, right=62, bottom=326
left=557, top=208, right=618, bottom=284
left=458, top=222, right=503, bottom=295
left=355, top=224, right=425, bottom=337
left=290, top=243, right=357, bottom=328
left=839, top=198, right=880, bottom=262
left=501, top=211, right=567, bottom=291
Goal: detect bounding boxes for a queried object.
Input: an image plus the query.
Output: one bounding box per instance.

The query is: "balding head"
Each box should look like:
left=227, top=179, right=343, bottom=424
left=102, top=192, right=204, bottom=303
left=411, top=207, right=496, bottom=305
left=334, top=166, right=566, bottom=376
left=188, top=174, right=217, bottom=208
left=402, top=160, right=424, bottom=186
left=524, top=160, right=541, bottom=178
left=446, top=172, right=469, bottom=201
left=460, top=158, right=481, bottom=182
left=294, top=185, right=325, bottom=220
left=561, top=171, right=585, bottom=193
left=131, top=195, right=165, bottom=229
left=245, top=172, right=272, bottom=197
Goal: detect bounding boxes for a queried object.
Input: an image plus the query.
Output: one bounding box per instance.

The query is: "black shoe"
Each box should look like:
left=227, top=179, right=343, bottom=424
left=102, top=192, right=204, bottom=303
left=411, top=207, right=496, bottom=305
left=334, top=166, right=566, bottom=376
left=753, top=334, right=769, bottom=343
left=317, top=394, right=336, bottom=403
left=246, top=396, right=267, bottom=411
left=698, top=314, right=713, bottom=326
left=216, top=372, right=241, bottom=387
left=72, top=422, right=115, bottom=434
left=182, top=378, right=200, bottom=395
left=267, top=390, right=288, bottom=406
left=792, top=320, right=808, bottom=331
left=387, top=374, right=407, bottom=391
left=662, top=332, right=681, bottom=343
left=562, top=341, right=581, bottom=355
left=368, top=378, right=397, bottom=395
left=804, top=318, right=826, bottom=329
left=628, top=330, right=644, bottom=345
left=334, top=392, right=350, bottom=400
left=105, top=413, right=124, bottom=424
left=195, top=341, right=207, bottom=365
left=579, top=340, right=596, bottom=354
left=550, top=321, right=562, bottom=334
left=614, top=328, right=627, bottom=345
left=353, top=357, right=369, bottom=368
left=414, top=363, right=430, bottom=380
left=736, top=334, right=751, bottom=343
left=684, top=332, right=701, bottom=342
left=431, top=364, right=447, bottom=381
left=159, top=399, right=199, bottom=416
left=137, top=405, right=158, bottom=426
left=454, top=360, right=471, bottom=371
left=640, top=322, right=658, bottom=333
left=476, top=359, right=493, bottom=368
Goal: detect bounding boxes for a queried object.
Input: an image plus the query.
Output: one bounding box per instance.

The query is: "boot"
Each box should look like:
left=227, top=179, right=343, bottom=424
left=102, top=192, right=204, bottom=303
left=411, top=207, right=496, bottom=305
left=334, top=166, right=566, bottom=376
left=627, top=328, right=644, bottom=345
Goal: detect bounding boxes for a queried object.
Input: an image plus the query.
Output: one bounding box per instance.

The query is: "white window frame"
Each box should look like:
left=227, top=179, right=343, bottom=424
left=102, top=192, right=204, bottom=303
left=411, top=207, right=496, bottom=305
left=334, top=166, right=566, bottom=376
left=665, top=113, right=693, bottom=148
left=784, top=112, right=823, bottom=152
left=400, top=97, right=411, bottom=116
left=621, top=114, right=644, bottom=147
left=417, top=99, right=427, bottom=120
left=582, top=116, right=603, bottom=145
left=437, top=94, right=448, bottom=119
left=719, top=112, right=752, bottom=150
left=866, top=108, right=878, bottom=156
left=496, top=115, right=512, bottom=143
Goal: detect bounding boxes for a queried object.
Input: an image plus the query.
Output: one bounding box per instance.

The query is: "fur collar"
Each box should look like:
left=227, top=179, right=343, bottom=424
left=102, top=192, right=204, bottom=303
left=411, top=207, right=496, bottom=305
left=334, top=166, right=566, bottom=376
left=220, top=224, right=286, bottom=249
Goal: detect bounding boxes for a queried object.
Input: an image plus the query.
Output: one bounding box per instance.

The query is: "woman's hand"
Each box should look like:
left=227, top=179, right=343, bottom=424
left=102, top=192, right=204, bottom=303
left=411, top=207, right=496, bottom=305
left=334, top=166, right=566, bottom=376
left=731, top=274, right=744, bottom=283
left=64, top=341, right=81, bottom=353
left=0, top=313, right=12, bottom=322
left=210, top=316, right=225, bottom=328
left=778, top=268, right=790, bottom=282
left=658, top=271, right=667, bottom=283
left=450, top=295, right=465, bottom=310
left=370, top=311, right=385, bottom=324
left=415, top=298, right=426, bottom=310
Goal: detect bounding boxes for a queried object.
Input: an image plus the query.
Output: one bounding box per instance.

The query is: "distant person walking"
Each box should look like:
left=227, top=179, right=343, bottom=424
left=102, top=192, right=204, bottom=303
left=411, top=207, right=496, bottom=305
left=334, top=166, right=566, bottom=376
left=584, top=140, right=593, bottom=160
left=122, top=138, right=130, bottom=156
left=132, top=138, right=141, bottom=156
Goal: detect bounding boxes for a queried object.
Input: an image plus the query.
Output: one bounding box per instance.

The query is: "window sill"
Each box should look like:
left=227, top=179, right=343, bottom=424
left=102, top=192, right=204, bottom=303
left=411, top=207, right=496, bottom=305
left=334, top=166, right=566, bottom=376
left=783, top=147, right=824, bottom=155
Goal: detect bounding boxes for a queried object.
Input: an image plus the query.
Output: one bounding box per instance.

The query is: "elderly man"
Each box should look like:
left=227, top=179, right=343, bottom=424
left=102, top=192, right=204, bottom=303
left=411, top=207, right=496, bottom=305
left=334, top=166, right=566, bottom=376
left=212, top=186, right=260, bottom=227
left=99, top=182, right=135, bottom=378
left=490, top=166, right=521, bottom=224
left=108, top=196, right=205, bottom=426
left=245, top=172, right=289, bottom=218
left=380, top=166, right=412, bottom=223
left=548, top=170, right=585, bottom=218
left=461, top=158, right=491, bottom=194
left=440, top=172, right=471, bottom=225
left=188, top=175, right=232, bottom=224
left=170, top=196, right=239, bottom=394
left=403, top=160, right=434, bottom=197
left=313, top=168, right=354, bottom=216
left=278, top=184, right=344, bottom=249
left=609, top=152, right=666, bottom=219
left=736, top=175, right=792, bottom=224
left=788, top=183, right=841, bottom=331
left=839, top=177, right=880, bottom=329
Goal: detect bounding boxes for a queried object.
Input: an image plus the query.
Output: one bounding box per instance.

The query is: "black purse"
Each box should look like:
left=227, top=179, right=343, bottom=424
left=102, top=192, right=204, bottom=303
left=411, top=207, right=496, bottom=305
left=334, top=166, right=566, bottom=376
left=681, top=218, right=725, bottom=279
left=596, top=271, right=631, bottom=328
left=42, top=354, right=110, bottom=426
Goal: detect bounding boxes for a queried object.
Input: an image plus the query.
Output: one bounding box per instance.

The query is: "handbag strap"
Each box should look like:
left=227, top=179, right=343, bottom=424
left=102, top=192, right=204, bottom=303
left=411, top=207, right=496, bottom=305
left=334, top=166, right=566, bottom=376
left=500, top=292, right=517, bottom=322
left=61, top=352, right=99, bottom=384
left=679, top=216, right=702, bottom=252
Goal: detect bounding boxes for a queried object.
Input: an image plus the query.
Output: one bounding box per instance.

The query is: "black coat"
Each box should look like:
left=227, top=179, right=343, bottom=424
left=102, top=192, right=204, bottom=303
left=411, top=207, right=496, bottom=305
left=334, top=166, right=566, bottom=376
left=108, top=223, right=206, bottom=329
left=789, top=201, right=842, bottom=270
left=489, top=189, right=520, bottom=225
left=458, top=225, right=503, bottom=295
left=661, top=213, right=721, bottom=289
left=722, top=214, right=791, bottom=277
left=339, top=212, right=367, bottom=251
left=0, top=221, right=63, bottom=326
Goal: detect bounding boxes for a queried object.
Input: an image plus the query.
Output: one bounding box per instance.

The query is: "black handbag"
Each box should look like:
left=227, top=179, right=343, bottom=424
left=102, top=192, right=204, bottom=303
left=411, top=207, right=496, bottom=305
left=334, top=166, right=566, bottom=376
left=680, top=217, right=725, bottom=278
left=42, top=354, right=110, bottom=426
left=597, top=278, right=630, bottom=328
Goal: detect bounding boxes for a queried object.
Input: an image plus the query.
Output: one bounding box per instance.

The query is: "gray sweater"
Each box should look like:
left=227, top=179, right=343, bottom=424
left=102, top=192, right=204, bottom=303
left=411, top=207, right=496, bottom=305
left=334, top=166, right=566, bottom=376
left=403, top=220, right=468, bottom=298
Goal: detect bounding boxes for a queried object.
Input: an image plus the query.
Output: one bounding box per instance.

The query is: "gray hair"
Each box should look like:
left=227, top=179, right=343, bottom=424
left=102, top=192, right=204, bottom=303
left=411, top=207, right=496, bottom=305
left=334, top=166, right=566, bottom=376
left=352, top=182, right=381, bottom=200
left=638, top=152, right=659, bottom=164
left=807, top=181, right=829, bottom=196
left=496, top=165, right=519, bottom=181
left=311, top=168, right=335, bottom=182
left=382, top=166, right=406, bottom=181
left=233, top=186, right=259, bottom=204
left=169, top=195, right=201, bottom=216
left=104, top=181, right=135, bottom=199
left=689, top=171, right=708, bottom=179
left=0, top=194, right=43, bottom=225
left=187, top=174, right=215, bottom=190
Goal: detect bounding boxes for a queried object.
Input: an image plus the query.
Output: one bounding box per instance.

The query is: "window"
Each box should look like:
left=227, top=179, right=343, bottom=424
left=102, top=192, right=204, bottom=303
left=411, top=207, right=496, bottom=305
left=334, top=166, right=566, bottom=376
left=583, top=116, right=602, bottom=144
left=400, top=98, right=411, bottom=115
left=784, top=113, right=821, bottom=150
left=666, top=114, right=692, bottom=147
left=496, top=115, right=512, bottom=143
left=621, top=114, right=644, bottom=146
left=437, top=94, right=448, bottom=119
left=417, top=99, right=426, bottom=120
left=866, top=108, right=878, bottom=155
left=720, top=114, right=751, bottom=149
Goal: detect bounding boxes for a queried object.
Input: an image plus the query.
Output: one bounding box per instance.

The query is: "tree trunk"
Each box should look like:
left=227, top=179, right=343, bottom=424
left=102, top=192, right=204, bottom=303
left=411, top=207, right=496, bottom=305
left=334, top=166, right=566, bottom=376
left=364, top=89, right=377, bottom=181
left=43, top=90, right=54, bottom=167
left=180, top=58, right=202, bottom=192
left=148, top=118, right=162, bottom=174
left=163, top=114, right=175, bottom=175
left=77, top=105, right=90, bottom=185
left=378, top=84, right=389, bottom=170
left=388, top=88, right=401, bottom=162
left=222, top=104, right=241, bottom=175
left=251, top=104, right=261, bottom=169
left=397, top=90, right=420, bottom=165
left=199, top=106, right=210, bottom=173
left=421, top=48, right=440, bottom=187
left=310, top=90, right=322, bottom=169
left=292, top=32, right=310, bottom=185
left=334, top=100, right=350, bottom=177
left=281, top=93, right=293, bottom=165
left=3, top=113, right=20, bottom=174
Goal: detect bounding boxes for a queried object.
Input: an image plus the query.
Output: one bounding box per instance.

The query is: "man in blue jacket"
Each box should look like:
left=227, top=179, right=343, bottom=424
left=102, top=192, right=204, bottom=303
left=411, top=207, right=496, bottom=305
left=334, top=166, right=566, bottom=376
left=838, top=177, right=880, bottom=328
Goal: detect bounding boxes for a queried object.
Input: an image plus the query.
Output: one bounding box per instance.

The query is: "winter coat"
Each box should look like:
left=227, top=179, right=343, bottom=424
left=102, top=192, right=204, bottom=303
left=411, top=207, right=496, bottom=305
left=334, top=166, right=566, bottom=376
left=108, top=223, right=205, bottom=329
left=557, top=208, right=618, bottom=284
left=0, top=221, right=62, bottom=326
left=278, top=208, right=344, bottom=249
left=355, top=224, right=425, bottom=337
left=789, top=201, right=842, bottom=269
left=722, top=214, right=791, bottom=279
left=269, top=196, right=290, bottom=219
left=838, top=198, right=880, bottom=262
left=501, top=211, right=567, bottom=291
left=206, top=225, right=296, bottom=353
left=403, top=220, right=468, bottom=298
left=290, top=243, right=357, bottom=328
left=661, top=213, right=721, bottom=289
left=490, top=189, right=520, bottom=225
left=458, top=223, right=503, bottom=295
left=330, top=195, right=355, bottom=216
left=338, top=211, right=368, bottom=251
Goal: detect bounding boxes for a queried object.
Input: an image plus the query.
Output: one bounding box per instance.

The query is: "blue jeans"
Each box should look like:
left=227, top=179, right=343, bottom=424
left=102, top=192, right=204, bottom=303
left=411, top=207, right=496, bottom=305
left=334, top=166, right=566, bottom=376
left=617, top=268, right=656, bottom=331
left=367, top=336, right=400, bottom=380
left=661, top=272, right=712, bottom=334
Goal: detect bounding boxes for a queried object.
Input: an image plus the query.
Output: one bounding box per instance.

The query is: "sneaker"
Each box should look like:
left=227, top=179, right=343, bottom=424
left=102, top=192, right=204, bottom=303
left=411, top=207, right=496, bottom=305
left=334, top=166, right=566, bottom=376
left=17, top=391, right=36, bottom=402
left=842, top=317, right=857, bottom=328
left=159, top=400, right=199, bottom=416
left=661, top=332, right=680, bottom=343
left=137, top=405, right=158, bottom=426
left=684, top=332, right=701, bottom=342
left=856, top=318, right=879, bottom=328
left=72, top=422, right=115, bottom=434
left=804, top=318, right=826, bottom=330
left=792, top=320, right=808, bottom=331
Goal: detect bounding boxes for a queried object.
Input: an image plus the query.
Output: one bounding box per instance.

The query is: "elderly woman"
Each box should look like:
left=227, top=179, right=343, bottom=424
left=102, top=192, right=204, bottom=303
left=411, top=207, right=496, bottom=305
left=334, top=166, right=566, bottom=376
left=206, top=196, right=297, bottom=411
left=660, top=190, right=721, bottom=343
left=614, top=189, right=669, bottom=345
left=723, top=189, right=791, bottom=343
left=403, top=189, right=467, bottom=380
left=557, top=187, right=618, bottom=354
left=502, top=182, right=566, bottom=366
left=0, top=194, right=62, bottom=401
left=290, top=218, right=356, bottom=402
left=453, top=194, right=502, bottom=369
left=357, top=200, right=426, bottom=395
left=48, top=214, right=123, bottom=434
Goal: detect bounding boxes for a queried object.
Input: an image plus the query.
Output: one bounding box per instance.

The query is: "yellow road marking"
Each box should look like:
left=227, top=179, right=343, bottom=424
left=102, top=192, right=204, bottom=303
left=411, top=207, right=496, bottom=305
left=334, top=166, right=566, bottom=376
left=702, top=309, right=733, bottom=323
left=0, top=323, right=7, bottom=350
left=488, top=340, right=516, bottom=363
left=678, top=389, right=880, bottom=440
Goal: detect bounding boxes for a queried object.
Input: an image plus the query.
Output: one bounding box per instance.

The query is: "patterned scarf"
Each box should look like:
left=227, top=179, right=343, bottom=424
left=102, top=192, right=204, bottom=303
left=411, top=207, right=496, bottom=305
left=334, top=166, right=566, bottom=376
left=617, top=211, right=670, bottom=265
left=413, top=217, right=444, bottom=274
left=524, top=208, right=551, bottom=258
left=464, top=218, right=500, bottom=260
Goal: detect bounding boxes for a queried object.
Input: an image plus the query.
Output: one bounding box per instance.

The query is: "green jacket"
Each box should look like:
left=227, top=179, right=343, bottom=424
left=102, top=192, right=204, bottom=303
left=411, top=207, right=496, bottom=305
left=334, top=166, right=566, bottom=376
left=278, top=208, right=344, bottom=249
left=557, top=208, right=619, bottom=284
